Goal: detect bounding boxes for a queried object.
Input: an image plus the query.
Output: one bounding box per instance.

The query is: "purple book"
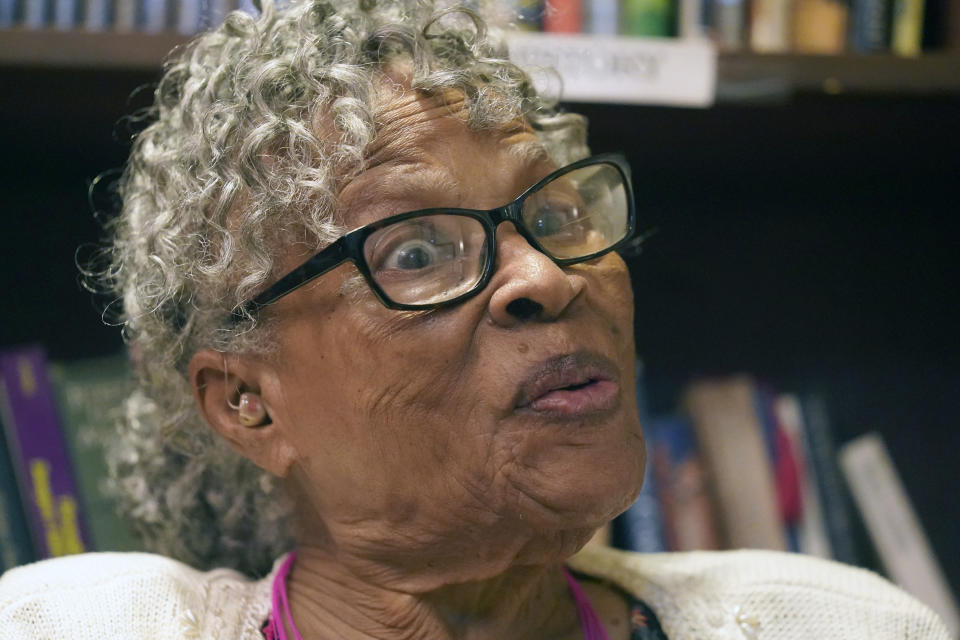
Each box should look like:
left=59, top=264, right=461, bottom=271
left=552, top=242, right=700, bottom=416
left=0, top=346, right=89, bottom=558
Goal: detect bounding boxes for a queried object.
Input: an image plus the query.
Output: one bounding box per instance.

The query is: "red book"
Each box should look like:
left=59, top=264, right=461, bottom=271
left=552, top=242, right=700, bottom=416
left=544, top=0, right=582, bottom=32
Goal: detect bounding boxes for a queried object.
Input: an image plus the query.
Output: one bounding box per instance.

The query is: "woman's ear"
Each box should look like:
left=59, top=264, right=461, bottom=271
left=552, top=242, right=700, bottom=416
left=189, top=349, right=298, bottom=477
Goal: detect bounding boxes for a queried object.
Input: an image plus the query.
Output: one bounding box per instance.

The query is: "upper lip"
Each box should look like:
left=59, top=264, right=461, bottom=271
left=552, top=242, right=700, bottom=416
left=513, top=351, right=620, bottom=409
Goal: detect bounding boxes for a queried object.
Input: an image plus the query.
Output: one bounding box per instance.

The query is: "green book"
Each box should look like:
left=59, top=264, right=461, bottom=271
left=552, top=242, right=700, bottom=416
left=49, top=354, right=143, bottom=553
left=620, top=0, right=676, bottom=36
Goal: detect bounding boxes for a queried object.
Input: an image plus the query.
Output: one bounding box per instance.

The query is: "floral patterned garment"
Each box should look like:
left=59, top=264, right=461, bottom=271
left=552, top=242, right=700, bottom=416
left=628, top=595, right=669, bottom=640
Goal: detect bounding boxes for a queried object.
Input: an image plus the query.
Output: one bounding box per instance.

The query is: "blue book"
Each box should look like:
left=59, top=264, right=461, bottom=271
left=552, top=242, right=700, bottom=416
left=0, top=0, right=19, bottom=27
left=612, top=361, right=667, bottom=553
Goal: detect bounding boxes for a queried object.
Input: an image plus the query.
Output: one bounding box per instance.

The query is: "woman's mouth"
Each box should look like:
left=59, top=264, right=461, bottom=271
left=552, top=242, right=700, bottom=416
left=514, top=352, right=621, bottom=418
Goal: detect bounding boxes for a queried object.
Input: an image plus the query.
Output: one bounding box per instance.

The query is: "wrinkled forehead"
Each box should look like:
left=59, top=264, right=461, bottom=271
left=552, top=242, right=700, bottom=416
left=330, top=77, right=551, bottom=222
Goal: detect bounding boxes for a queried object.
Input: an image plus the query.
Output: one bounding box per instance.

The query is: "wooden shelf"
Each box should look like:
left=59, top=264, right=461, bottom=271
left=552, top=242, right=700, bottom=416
left=0, top=28, right=186, bottom=70
left=3, top=29, right=960, bottom=100
left=719, top=52, right=960, bottom=99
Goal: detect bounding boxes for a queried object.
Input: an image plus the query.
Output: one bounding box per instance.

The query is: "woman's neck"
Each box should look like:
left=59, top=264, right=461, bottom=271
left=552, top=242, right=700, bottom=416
left=285, top=544, right=583, bottom=640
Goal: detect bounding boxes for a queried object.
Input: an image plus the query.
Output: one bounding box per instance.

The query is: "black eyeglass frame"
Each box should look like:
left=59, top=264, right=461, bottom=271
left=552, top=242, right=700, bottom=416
left=237, top=152, right=635, bottom=316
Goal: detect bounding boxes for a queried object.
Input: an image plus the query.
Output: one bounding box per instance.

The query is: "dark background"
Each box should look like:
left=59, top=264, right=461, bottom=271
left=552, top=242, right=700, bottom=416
left=1, top=66, right=958, bottom=594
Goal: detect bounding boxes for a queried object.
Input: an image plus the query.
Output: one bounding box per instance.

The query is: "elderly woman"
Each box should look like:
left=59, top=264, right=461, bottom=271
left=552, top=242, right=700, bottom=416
left=0, top=1, right=949, bottom=638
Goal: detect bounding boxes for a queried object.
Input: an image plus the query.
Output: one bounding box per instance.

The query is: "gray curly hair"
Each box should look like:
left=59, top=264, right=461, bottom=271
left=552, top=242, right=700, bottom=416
left=100, top=0, right=589, bottom=577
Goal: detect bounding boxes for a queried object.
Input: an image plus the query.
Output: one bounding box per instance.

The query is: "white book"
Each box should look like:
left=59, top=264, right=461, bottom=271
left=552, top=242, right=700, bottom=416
left=840, top=433, right=960, bottom=637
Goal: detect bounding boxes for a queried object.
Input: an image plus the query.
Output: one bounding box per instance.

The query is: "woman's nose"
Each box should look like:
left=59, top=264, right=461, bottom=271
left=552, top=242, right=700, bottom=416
left=485, top=224, right=586, bottom=327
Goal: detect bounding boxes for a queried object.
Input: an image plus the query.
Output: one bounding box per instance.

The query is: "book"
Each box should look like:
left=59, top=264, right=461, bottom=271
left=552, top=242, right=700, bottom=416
left=0, top=346, right=90, bottom=560
left=177, top=0, right=201, bottom=32
left=83, top=0, right=111, bottom=30
left=22, top=0, right=50, bottom=27
left=892, top=0, right=926, bottom=54
left=612, top=360, right=667, bottom=553
left=792, top=0, right=849, bottom=53
left=711, top=0, right=747, bottom=49
left=677, top=0, right=709, bottom=38
left=140, top=0, right=168, bottom=32
left=683, top=376, right=787, bottom=550
left=544, top=0, right=582, bottom=32
left=584, top=0, right=617, bottom=33
left=851, top=0, right=892, bottom=51
left=754, top=385, right=803, bottom=552
left=799, top=394, right=860, bottom=565
left=750, top=0, right=792, bottom=52
left=647, top=414, right=718, bottom=551
left=52, top=0, right=77, bottom=29
left=0, top=412, right=35, bottom=571
left=621, top=0, right=676, bottom=36
left=774, top=394, right=832, bottom=559
left=613, top=450, right=667, bottom=552
left=840, top=433, right=960, bottom=637
left=0, top=0, right=20, bottom=26
left=950, top=0, right=960, bottom=48
left=113, top=0, right=137, bottom=31
left=49, top=355, right=142, bottom=553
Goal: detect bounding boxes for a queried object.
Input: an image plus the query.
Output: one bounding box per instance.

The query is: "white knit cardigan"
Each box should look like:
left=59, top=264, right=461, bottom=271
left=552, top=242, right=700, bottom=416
left=0, top=544, right=950, bottom=639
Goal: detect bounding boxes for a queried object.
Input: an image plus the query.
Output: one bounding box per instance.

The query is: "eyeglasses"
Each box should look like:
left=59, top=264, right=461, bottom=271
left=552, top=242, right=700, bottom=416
left=237, top=153, right=635, bottom=315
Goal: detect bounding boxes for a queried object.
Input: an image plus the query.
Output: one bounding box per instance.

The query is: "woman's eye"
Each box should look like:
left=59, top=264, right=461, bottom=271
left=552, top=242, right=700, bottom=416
left=533, top=202, right=580, bottom=238
left=385, top=240, right=438, bottom=270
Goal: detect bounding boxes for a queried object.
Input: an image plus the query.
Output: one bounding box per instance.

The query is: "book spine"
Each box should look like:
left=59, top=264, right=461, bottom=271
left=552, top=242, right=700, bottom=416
left=83, top=0, right=111, bottom=30
left=755, top=386, right=803, bottom=552
left=613, top=454, right=667, bottom=552
left=750, top=0, right=792, bottom=51
left=584, top=0, right=617, bottom=33
left=648, top=414, right=719, bottom=551
left=792, top=0, right=849, bottom=53
left=840, top=433, right=960, bottom=637
left=177, top=0, right=201, bottom=33
left=621, top=0, right=676, bottom=36
left=799, top=394, right=859, bottom=564
left=50, top=356, right=142, bottom=553
left=950, top=0, right=960, bottom=49
left=113, top=0, right=137, bottom=31
left=52, top=0, right=76, bottom=29
left=891, top=0, right=926, bottom=54
left=140, top=0, right=167, bottom=32
left=684, top=377, right=786, bottom=551
left=23, top=0, right=50, bottom=27
left=678, top=0, right=709, bottom=38
left=0, top=416, right=35, bottom=570
left=544, top=0, right=582, bottom=32
left=850, top=0, right=891, bottom=51
left=0, top=347, right=90, bottom=559
left=774, top=394, right=833, bottom=559
left=711, top=0, right=747, bottom=48
left=0, top=0, right=19, bottom=26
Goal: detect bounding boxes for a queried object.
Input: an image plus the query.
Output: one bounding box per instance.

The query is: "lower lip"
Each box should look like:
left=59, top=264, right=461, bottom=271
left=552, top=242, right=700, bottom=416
left=527, top=380, right=620, bottom=416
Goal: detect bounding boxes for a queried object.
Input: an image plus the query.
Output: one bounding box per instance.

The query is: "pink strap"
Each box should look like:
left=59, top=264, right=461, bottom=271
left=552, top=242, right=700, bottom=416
left=563, top=566, right=611, bottom=640
left=266, top=551, right=302, bottom=640
left=266, top=555, right=606, bottom=640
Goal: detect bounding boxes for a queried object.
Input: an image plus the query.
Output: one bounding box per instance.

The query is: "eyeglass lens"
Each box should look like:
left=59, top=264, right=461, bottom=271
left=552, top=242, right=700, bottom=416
left=362, top=162, right=629, bottom=306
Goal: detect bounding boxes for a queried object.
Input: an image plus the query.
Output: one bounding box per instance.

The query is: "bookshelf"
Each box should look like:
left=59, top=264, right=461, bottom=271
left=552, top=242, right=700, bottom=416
left=1, top=25, right=958, bottom=614
left=2, top=30, right=960, bottom=99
